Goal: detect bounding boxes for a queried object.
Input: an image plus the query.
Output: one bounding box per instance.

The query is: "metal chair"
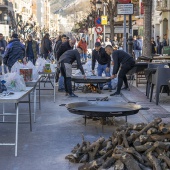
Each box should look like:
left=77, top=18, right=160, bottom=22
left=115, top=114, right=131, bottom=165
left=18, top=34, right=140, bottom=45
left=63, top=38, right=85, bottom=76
left=150, top=67, right=170, bottom=105
left=127, top=66, right=137, bottom=89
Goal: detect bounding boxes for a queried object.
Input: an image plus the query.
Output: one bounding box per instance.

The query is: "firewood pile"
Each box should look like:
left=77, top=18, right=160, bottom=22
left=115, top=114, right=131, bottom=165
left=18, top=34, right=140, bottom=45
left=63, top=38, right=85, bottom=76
left=65, top=118, right=170, bottom=170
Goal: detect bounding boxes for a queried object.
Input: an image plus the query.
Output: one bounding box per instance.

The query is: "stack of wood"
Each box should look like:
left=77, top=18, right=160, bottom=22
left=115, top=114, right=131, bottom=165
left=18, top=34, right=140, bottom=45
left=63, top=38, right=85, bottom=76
left=82, top=84, right=101, bottom=93
left=65, top=118, right=170, bottom=170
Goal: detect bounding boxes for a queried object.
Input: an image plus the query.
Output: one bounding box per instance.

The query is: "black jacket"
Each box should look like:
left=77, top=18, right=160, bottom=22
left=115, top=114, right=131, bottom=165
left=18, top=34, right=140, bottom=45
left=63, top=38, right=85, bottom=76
left=3, top=39, right=25, bottom=67
left=59, top=49, right=85, bottom=75
left=41, top=38, right=52, bottom=54
left=0, top=39, right=7, bottom=54
left=112, top=50, right=134, bottom=75
left=92, top=47, right=111, bottom=70
left=56, top=41, right=73, bottom=61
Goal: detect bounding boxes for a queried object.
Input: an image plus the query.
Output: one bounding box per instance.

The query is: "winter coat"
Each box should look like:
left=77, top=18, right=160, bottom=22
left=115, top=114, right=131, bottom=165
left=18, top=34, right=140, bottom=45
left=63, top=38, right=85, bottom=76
left=77, top=40, right=87, bottom=54
left=25, top=40, right=39, bottom=59
left=0, top=39, right=7, bottom=54
left=3, top=39, right=25, bottom=67
left=41, top=38, right=52, bottom=54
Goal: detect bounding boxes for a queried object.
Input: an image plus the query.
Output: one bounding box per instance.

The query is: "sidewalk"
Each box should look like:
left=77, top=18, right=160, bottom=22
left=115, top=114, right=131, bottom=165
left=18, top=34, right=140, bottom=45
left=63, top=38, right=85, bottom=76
left=0, top=82, right=170, bottom=170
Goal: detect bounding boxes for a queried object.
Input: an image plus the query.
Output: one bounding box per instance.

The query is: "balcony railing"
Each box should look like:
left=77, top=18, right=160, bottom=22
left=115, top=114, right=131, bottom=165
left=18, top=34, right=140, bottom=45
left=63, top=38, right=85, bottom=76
left=156, top=0, right=170, bottom=11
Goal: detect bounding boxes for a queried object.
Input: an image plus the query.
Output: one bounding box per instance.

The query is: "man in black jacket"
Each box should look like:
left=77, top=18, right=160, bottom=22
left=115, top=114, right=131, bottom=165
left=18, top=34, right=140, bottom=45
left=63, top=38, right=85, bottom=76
left=3, top=33, right=25, bottom=71
left=57, top=37, right=76, bottom=91
left=0, top=33, right=7, bottom=56
left=92, top=42, right=112, bottom=90
left=58, top=48, right=86, bottom=97
left=105, top=45, right=135, bottom=96
left=54, top=34, right=67, bottom=59
left=40, top=33, right=52, bottom=59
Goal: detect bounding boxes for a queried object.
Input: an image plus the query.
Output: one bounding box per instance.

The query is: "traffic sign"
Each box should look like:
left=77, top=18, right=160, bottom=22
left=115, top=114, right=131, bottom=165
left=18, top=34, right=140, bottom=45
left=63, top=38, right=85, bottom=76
left=101, top=15, right=108, bottom=25
left=95, top=25, right=103, bottom=34
left=117, top=3, right=134, bottom=15
left=95, top=17, right=101, bottom=25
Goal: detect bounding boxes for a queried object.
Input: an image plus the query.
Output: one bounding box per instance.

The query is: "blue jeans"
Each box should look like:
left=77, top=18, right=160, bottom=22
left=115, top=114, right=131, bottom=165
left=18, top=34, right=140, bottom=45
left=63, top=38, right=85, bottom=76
left=80, top=53, right=87, bottom=60
left=58, top=75, right=65, bottom=89
left=134, top=50, right=142, bottom=60
left=97, top=64, right=112, bottom=89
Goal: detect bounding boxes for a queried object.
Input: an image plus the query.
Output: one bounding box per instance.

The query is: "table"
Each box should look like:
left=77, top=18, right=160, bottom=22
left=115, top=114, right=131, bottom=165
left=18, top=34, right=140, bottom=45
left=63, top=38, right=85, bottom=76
left=39, top=72, right=56, bottom=103
left=25, top=76, right=42, bottom=122
left=72, top=76, right=111, bottom=93
left=0, top=87, right=34, bottom=156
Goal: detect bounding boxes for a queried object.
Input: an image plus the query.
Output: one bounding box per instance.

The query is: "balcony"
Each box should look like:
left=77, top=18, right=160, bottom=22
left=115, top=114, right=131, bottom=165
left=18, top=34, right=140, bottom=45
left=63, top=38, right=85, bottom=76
left=156, top=0, right=170, bottom=11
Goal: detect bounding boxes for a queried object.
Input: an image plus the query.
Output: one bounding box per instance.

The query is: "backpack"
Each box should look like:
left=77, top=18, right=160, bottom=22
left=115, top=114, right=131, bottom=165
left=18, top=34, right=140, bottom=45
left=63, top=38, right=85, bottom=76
left=136, top=40, right=142, bottom=50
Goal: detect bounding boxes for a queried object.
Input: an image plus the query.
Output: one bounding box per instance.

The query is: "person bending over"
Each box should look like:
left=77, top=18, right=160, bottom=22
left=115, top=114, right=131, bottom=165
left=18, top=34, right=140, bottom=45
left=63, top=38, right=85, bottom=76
left=105, top=45, right=135, bottom=96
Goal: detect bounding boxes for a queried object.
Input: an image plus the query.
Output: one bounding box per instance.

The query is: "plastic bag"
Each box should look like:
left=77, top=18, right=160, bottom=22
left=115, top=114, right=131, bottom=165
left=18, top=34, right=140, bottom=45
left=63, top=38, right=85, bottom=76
left=3, top=72, right=26, bottom=91
left=11, top=61, right=24, bottom=74
left=26, top=61, right=39, bottom=80
left=35, top=57, right=47, bottom=72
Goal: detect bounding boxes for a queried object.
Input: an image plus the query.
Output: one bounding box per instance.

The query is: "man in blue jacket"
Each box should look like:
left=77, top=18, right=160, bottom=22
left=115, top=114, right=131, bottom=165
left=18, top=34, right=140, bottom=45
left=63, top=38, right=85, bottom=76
left=3, top=33, right=25, bottom=71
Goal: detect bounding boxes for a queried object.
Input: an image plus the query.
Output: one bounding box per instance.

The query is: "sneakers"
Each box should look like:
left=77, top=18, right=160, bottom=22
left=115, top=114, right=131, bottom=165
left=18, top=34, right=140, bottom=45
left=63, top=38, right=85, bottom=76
left=58, top=88, right=65, bottom=92
left=110, top=92, right=121, bottom=96
left=121, top=87, right=130, bottom=91
left=69, top=93, right=78, bottom=97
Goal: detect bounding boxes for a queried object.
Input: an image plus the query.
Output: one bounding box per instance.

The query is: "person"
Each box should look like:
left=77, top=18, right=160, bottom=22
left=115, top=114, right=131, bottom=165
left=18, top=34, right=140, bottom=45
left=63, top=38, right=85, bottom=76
left=58, top=48, right=86, bottom=97
left=162, top=34, right=168, bottom=47
left=96, top=35, right=102, bottom=43
left=151, top=37, right=156, bottom=55
left=54, top=34, right=67, bottom=60
left=40, top=33, right=52, bottom=59
left=92, top=42, right=112, bottom=91
left=156, top=36, right=162, bottom=54
left=77, top=37, right=88, bottom=61
left=133, top=35, right=143, bottom=60
left=112, top=36, right=119, bottom=48
left=3, top=33, right=25, bottom=71
left=105, top=45, right=135, bottom=96
left=25, top=34, right=39, bottom=65
left=57, top=37, right=76, bottom=92
left=0, top=33, right=7, bottom=57
left=104, top=37, right=112, bottom=47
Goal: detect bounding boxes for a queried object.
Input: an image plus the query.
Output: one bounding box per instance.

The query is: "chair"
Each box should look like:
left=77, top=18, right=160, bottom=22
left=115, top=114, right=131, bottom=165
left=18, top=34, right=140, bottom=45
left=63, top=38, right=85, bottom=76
left=150, top=67, right=170, bottom=105
left=145, top=63, right=167, bottom=99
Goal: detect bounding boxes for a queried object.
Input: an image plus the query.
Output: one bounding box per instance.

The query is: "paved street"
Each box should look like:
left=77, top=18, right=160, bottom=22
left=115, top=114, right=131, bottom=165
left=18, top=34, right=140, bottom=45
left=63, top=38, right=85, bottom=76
left=0, top=82, right=170, bottom=170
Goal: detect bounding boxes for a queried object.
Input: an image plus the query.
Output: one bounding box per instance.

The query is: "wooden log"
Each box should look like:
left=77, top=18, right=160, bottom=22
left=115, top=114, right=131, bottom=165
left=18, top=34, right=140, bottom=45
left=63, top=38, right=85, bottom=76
left=79, top=154, right=88, bottom=163
left=89, top=142, right=101, bottom=161
left=114, top=160, right=125, bottom=170
left=120, top=153, right=142, bottom=170
left=138, top=163, right=152, bottom=170
left=123, top=147, right=144, bottom=164
left=135, top=142, right=153, bottom=152
left=147, top=128, right=158, bottom=135
left=146, top=152, right=162, bottom=170
left=150, top=134, right=170, bottom=141
left=158, top=122, right=170, bottom=134
left=102, top=157, right=116, bottom=169
left=121, top=130, right=129, bottom=148
left=157, top=148, right=170, bottom=168
left=133, top=123, right=147, bottom=131
left=65, top=154, right=78, bottom=163
left=127, top=118, right=162, bottom=142
left=83, top=137, right=105, bottom=153
left=133, top=138, right=141, bottom=147
left=71, top=143, right=80, bottom=153
left=139, top=135, right=150, bottom=143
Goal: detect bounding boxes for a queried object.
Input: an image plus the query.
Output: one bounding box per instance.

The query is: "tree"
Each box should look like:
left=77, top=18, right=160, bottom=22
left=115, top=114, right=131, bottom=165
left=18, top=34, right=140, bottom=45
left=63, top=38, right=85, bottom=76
left=142, top=0, right=152, bottom=57
left=103, top=0, right=117, bottom=40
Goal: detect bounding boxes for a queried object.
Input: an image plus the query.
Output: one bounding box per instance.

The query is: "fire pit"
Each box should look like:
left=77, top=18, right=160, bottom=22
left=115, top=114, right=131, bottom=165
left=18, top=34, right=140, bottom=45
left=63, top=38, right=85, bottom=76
left=66, top=101, right=148, bottom=125
left=71, top=76, right=111, bottom=93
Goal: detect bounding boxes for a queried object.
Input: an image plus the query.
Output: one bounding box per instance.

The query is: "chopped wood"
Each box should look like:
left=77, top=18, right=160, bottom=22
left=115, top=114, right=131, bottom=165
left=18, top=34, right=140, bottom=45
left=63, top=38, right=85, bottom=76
left=65, top=118, right=170, bottom=170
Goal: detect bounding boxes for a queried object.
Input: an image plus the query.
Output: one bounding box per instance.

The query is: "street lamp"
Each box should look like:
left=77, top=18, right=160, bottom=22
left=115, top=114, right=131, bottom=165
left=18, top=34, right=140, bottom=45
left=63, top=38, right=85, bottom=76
left=96, top=0, right=102, bottom=16
left=96, top=0, right=102, bottom=10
